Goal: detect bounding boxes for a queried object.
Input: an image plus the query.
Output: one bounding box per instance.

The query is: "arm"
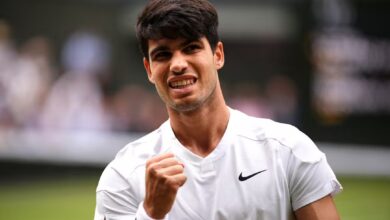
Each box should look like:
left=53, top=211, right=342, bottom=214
left=284, top=127, right=342, bottom=218
left=95, top=153, right=187, bottom=220
left=294, top=195, right=340, bottom=220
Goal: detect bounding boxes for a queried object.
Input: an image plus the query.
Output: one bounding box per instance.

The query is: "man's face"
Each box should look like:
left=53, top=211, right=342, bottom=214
left=143, top=37, right=225, bottom=112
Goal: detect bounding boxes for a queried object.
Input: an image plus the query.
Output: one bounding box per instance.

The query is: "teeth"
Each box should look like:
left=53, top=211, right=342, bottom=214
left=171, top=79, right=194, bottom=88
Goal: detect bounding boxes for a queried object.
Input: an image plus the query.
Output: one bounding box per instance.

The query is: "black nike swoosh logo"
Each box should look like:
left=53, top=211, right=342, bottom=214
left=238, top=169, right=267, bottom=181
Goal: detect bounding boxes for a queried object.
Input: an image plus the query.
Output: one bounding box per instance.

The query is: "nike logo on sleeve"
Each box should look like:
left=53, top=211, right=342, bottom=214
left=238, top=170, right=267, bottom=181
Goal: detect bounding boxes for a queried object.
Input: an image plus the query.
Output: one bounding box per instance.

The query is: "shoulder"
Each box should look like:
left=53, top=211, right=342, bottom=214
left=231, top=109, right=323, bottom=162
left=97, top=123, right=168, bottom=191
left=231, top=108, right=303, bottom=143
left=115, top=126, right=166, bottom=164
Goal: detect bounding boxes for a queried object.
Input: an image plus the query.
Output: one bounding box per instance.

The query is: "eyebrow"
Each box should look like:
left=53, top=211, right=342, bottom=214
left=149, top=45, right=169, bottom=59
left=149, top=39, right=201, bottom=58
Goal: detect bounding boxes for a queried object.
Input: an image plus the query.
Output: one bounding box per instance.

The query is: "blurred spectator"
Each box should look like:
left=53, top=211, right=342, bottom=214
left=39, top=30, right=112, bottom=131
left=61, top=30, right=110, bottom=76
left=228, top=82, right=273, bottom=119
left=265, top=74, right=299, bottom=126
left=0, top=20, right=18, bottom=129
left=136, top=87, right=168, bottom=131
left=226, top=76, right=299, bottom=126
left=109, top=84, right=167, bottom=132
left=6, top=36, right=55, bottom=128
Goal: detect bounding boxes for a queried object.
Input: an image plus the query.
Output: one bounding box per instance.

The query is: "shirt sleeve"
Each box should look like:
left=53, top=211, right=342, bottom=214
left=94, top=163, right=169, bottom=220
left=94, top=163, right=139, bottom=220
left=94, top=191, right=167, bottom=220
left=94, top=189, right=137, bottom=220
left=287, top=131, right=342, bottom=211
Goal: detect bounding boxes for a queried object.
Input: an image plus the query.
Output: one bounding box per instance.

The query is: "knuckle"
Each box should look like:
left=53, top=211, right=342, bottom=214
left=177, top=164, right=184, bottom=172
left=147, top=164, right=160, bottom=177
left=181, top=175, right=187, bottom=184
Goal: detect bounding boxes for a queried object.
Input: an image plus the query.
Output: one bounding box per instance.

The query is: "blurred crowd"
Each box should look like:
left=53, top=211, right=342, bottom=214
left=0, top=20, right=167, bottom=134
left=0, top=19, right=299, bottom=135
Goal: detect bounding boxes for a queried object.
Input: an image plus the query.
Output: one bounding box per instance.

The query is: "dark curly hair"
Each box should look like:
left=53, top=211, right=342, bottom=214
left=136, top=0, right=220, bottom=59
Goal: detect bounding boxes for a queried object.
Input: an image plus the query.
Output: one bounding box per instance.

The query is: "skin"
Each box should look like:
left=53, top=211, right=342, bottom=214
left=144, top=153, right=186, bottom=219
left=295, top=195, right=340, bottom=220
left=142, top=36, right=340, bottom=219
left=144, top=37, right=228, bottom=157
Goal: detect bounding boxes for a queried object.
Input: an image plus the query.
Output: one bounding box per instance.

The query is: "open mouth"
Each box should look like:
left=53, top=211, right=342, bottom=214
left=169, top=78, right=196, bottom=89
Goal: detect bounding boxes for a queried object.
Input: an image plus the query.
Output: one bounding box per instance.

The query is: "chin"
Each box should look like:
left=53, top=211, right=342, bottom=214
left=170, top=100, right=202, bottom=113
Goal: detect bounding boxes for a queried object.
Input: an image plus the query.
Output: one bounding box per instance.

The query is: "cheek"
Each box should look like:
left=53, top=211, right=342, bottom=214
left=149, top=65, right=160, bottom=78
left=151, top=67, right=166, bottom=84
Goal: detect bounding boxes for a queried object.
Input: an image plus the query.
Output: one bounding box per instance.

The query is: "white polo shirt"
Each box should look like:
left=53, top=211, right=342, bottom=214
left=95, top=108, right=342, bottom=220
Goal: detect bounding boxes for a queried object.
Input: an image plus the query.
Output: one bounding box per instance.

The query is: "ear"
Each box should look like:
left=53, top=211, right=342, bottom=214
left=143, top=57, right=155, bottom=84
left=214, top=41, right=225, bottom=70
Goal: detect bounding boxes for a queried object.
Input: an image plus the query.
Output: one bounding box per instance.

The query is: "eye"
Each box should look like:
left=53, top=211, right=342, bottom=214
left=183, top=44, right=201, bottom=54
left=152, top=51, right=172, bottom=61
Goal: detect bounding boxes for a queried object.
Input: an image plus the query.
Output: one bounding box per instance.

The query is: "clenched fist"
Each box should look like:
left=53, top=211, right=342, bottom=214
left=143, top=153, right=187, bottom=219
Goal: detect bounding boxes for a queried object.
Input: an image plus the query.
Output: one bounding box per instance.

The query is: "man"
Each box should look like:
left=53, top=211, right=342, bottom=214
left=94, top=0, right=342, bottom=219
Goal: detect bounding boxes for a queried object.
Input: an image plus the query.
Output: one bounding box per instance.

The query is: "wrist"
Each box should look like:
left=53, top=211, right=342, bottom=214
left=137, top=201, right=167, bottom=220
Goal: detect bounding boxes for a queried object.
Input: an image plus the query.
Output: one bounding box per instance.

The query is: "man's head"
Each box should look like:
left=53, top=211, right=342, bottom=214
left=136, top=0, right=219, bottom=59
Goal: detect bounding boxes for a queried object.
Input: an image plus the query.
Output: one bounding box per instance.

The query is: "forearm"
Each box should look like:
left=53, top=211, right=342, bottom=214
left=294, top=195, right=340, bottom=220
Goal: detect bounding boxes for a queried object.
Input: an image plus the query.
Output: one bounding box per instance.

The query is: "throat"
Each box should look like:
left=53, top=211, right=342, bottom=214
left=169, top=98, right=230, bottom=158
left=173, top=115, right=229, bottom=158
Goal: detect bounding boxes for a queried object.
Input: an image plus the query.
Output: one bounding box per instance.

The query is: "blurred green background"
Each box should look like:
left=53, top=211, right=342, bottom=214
left=0, top=177, right=97, bottom=220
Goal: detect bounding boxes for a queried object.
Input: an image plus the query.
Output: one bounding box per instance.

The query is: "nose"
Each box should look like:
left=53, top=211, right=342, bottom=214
left=170, top=52, right=188, bottom=74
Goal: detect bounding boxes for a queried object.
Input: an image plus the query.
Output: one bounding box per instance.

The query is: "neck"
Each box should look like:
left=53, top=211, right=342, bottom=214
left=168, top=88, right=230, bottom=157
